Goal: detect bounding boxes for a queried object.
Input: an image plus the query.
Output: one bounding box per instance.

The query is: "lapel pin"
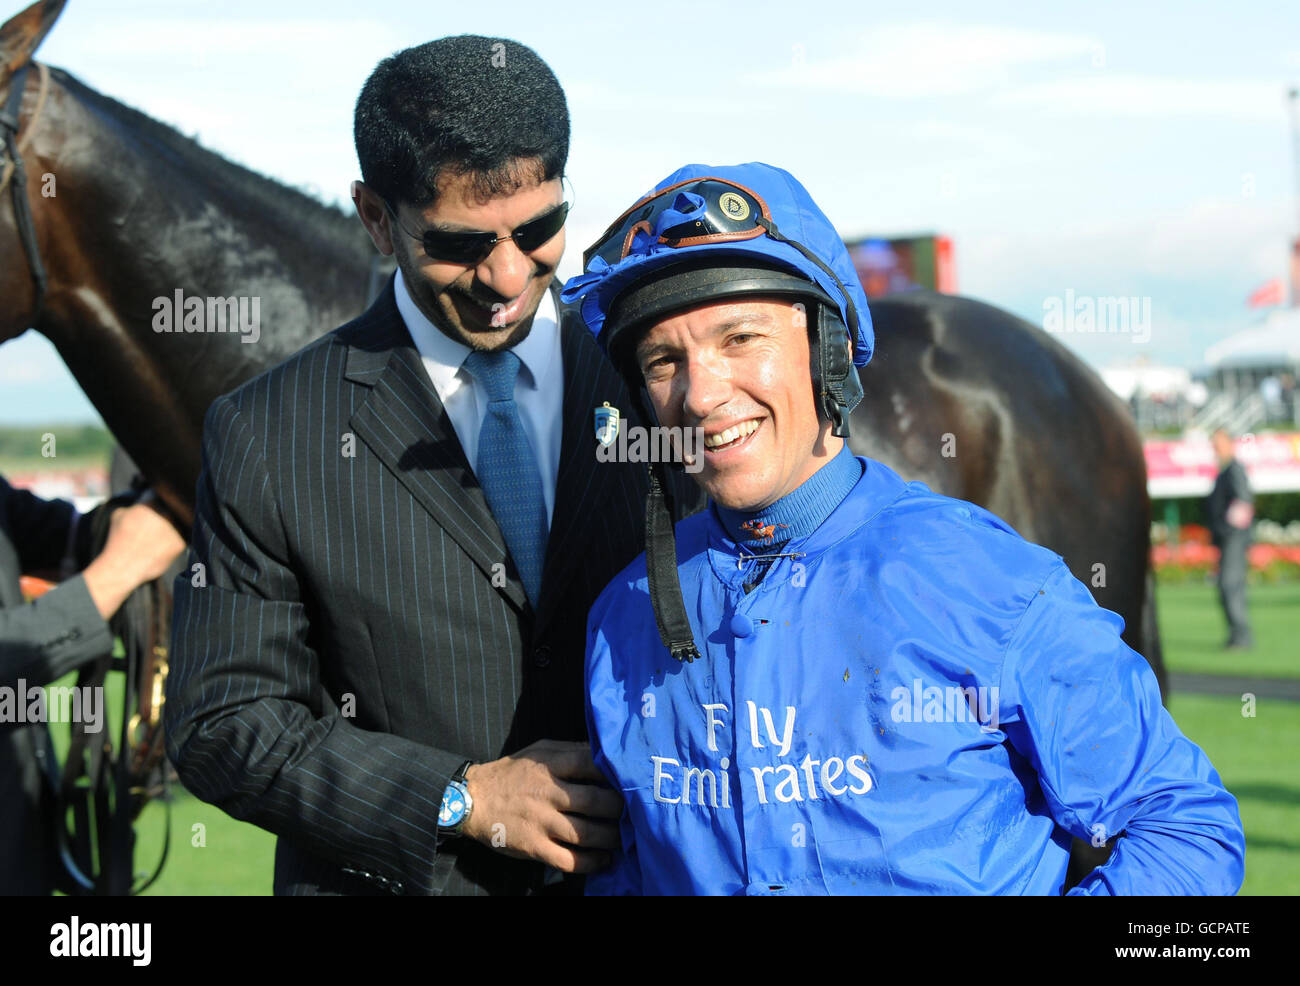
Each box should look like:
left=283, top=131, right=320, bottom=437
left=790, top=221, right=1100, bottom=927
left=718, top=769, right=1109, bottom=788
left=594, top=401, right=621, bottom=448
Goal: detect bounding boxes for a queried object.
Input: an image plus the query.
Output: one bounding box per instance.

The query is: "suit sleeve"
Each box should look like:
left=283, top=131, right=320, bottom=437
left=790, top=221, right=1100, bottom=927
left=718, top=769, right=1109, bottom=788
left=997, top=562, right=1245, bottom=896
left=0, top=576, right=115, bottom=687
left=1228, top=462, right=1253, bottom=505
left=165, top=395, right=464, bottom=895
left=1, top=478, right=114, bottom=686
left=583, top=607, right=643, bottom=896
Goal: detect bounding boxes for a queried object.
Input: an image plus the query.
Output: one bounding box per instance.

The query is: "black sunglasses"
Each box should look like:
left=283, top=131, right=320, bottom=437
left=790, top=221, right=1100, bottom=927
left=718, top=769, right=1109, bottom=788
left=385, top=199, right=570, bottom=265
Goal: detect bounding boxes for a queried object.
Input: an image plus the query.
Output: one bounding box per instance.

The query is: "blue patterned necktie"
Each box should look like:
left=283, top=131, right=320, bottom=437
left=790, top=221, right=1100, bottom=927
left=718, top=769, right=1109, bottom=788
left=462, top=349, right=548, bottom=609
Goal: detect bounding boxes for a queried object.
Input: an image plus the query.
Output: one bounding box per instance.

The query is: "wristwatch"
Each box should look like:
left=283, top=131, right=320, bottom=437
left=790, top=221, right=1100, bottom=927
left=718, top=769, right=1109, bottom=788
left=438, top=760, right=474, bottom=836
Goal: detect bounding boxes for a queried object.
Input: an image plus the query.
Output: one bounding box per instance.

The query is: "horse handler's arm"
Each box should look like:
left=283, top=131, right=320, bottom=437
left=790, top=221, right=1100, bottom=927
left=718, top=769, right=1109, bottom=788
left=164, top=396, right=461, bottom=895
left=997, top=562, right=1246, bottom=896
left=0, top=577, right=114, bottom=688
left=0, top=477, right=114, bottom=686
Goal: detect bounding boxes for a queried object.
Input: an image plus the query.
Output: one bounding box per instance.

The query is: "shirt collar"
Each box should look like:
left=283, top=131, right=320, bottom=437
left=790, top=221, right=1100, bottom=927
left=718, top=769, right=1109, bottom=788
left=394, top=268, right=558, bottom=393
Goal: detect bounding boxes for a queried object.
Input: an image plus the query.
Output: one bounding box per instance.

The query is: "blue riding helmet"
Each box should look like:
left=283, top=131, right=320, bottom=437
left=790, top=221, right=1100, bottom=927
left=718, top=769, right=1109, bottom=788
left=562, top=162, right=875, bottom=663
left=562, top=162, right=874, bottom=437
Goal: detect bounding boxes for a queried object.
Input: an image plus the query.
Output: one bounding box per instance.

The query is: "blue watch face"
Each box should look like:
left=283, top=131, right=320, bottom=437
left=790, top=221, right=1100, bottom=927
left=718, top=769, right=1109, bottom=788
left=439, top=781, right=469, bottom=828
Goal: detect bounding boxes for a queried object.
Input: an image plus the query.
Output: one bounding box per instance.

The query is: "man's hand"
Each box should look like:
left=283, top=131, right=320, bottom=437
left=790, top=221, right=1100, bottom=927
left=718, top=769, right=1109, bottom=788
left=461, top=739, right=623, bottom=873
left=1226, top=498, right=1253, bottom=530
left=82, top=497, right=188, bottom=620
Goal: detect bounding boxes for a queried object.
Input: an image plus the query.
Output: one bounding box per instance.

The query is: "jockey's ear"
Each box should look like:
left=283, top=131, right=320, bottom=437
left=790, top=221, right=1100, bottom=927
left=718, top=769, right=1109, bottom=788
left=0, top=0, right=66, bottom=80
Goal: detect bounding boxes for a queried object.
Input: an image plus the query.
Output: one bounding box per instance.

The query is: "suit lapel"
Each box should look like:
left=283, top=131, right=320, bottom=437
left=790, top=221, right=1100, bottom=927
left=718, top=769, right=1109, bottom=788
left=532, top=305, right=636, bottom=637
left=343, top=282, right=528, bottom=611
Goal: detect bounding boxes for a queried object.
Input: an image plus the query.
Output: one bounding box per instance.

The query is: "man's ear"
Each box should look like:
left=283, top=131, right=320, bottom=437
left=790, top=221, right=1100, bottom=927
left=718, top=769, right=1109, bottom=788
left=351, top=181, right=396, bottom=257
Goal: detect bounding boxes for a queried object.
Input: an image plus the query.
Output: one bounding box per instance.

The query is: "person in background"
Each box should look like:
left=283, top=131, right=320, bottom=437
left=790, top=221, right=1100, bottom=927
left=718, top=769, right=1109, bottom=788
left=1206, top=429, right=1254, bottom=650
left=1, top=476, right=185, bottom=893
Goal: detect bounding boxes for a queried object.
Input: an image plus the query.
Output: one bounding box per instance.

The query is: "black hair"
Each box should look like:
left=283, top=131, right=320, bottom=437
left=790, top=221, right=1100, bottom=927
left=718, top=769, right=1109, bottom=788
left=354, top=35, right=569, bottom=209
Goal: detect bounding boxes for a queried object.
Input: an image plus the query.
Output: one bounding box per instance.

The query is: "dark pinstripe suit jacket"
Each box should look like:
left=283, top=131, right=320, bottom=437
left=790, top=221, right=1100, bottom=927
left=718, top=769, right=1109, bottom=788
left=165, top=278, right=700, bottom=895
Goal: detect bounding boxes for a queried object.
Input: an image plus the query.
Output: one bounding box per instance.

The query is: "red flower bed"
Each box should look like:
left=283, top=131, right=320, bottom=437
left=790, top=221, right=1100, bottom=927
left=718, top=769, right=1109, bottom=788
left=1152, top=531, right=1300, bottom=582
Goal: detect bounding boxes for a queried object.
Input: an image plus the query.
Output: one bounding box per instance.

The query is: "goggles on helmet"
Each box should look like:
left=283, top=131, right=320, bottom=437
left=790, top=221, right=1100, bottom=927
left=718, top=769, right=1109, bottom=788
left=582, top=176, right=863, bottom=360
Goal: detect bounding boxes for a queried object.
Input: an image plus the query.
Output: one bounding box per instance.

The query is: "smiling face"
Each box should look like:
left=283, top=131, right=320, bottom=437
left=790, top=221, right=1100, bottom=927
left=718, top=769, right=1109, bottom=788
left=352, top=161, right=564, bottom=351
left=634, top=296, right=844, bottom=511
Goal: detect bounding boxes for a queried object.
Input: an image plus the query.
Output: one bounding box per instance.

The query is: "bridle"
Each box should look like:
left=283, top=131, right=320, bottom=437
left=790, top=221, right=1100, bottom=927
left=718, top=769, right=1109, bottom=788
left=0, top=60, right=51, bottom=323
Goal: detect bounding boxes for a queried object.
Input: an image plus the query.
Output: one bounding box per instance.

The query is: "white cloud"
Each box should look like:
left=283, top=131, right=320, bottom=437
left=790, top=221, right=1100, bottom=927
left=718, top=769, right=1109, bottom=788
left=1133, top=198, right=1291, bottom=278
left=48, top=17, right=403, bottom=61
left=997, top=75, right=1291, bottom=122
left=747, top=22, right=1101, bottom=97
left=962, top=195, right=1290, bottom=295
left=901, top=118, right=1044, bottom=163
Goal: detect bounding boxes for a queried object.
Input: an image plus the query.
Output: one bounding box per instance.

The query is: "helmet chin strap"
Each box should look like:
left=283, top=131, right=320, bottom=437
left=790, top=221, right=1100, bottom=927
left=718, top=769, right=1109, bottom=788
left=810, top=299, right=863, bottom=439
left=749, top=215, right=865, bottom=438
left=624, top=383, right=701, bottom=662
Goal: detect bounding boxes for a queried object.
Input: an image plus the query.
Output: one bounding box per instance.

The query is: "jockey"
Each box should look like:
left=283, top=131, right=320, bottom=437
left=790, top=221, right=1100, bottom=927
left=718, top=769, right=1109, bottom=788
left=562, top=161, right=1245, bottom=895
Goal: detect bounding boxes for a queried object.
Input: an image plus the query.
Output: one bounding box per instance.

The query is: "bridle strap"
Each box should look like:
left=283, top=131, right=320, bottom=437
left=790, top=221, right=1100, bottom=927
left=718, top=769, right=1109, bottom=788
left=0, top=61, right=49, bottom=182
left=1, top=61, right=51, bottom=324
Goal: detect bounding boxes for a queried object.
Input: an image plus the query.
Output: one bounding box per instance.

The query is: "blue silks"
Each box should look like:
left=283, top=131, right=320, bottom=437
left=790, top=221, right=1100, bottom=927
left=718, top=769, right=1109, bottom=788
left=584, top=457, right=1246, bottom=895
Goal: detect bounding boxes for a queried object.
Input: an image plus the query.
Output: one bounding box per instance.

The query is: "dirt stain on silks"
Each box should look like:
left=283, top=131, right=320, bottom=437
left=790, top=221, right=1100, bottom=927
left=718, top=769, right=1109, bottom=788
left=865, top=665, right=891, bottom=739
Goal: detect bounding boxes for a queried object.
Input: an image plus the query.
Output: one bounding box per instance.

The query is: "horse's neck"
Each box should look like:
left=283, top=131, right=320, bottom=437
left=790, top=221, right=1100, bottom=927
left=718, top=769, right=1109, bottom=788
left=29, top=76, right=380, bottom=519
left=40, top=77, right=375, bottom=376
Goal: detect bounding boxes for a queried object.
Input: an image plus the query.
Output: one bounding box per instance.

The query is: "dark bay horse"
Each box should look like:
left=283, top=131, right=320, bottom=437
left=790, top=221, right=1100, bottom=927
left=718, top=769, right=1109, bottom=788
left=1, top=1, right=381, bottom=526
left=3, top=0, right=1158, bottom=886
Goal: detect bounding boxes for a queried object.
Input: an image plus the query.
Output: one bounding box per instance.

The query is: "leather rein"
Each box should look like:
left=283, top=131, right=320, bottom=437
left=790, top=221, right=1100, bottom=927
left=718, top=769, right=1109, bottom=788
left=0, top=59, right=50, bottom=323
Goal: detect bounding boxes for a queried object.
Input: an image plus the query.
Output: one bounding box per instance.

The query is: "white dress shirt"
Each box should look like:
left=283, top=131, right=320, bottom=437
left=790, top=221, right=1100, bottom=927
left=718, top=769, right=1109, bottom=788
left=393, top=269, right=564, bottom=525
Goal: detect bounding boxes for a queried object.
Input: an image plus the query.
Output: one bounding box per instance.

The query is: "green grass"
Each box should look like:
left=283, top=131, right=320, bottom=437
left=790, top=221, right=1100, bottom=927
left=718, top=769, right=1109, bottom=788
left=46, top=660, right=276, bottom=896
left=1165, top=693, right=1300, bottom=895
left=1154, top=581, right=1300, bottom=895
left=134, top=787, right=275, bottom=896
left=0, top=455, right=112, bottom=474
left=1155, top=581, right=1300, bottom=679
left=0, top=424, right=113, bottom=474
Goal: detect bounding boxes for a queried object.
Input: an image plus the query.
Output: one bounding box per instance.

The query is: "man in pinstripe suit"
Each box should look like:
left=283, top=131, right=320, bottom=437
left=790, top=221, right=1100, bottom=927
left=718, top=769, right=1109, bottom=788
left=165, top=36, right=699, bottom=895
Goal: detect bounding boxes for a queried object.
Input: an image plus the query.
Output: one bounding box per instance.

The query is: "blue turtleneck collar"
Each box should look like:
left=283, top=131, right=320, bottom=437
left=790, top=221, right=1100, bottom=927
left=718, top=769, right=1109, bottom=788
left=713, top=442, right=863, bottom=547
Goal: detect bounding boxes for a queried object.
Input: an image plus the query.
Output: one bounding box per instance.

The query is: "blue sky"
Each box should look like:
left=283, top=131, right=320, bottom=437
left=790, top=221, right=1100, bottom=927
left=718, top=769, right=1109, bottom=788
left=2, top=0, right=1297, bottom=424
